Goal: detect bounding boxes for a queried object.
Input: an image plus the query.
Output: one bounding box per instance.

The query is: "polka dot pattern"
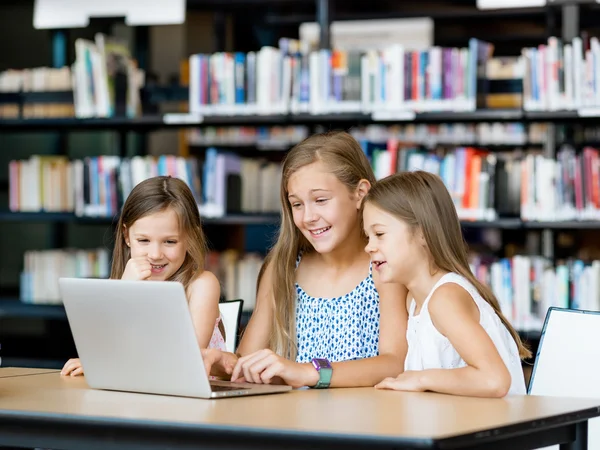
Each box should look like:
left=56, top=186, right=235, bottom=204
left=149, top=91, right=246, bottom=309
left=294, top=256, right=380, bottom=364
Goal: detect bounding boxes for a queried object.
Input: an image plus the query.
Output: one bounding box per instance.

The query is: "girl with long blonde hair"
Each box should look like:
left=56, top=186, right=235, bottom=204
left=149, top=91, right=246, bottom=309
left=205, top=131, right=408, bottom=388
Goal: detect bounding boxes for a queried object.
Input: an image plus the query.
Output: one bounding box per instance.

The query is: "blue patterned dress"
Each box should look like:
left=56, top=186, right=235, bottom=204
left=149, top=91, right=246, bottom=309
left=294, top=254, right=381, bottom=363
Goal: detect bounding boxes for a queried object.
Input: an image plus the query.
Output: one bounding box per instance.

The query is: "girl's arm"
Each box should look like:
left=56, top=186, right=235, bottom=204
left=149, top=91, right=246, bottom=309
left=187, top=270, right=222, bottom=349
left=325, top=275, right=408, bottom=387
left=379, top=283, right=512, bottom=398
left=231, top=272, right=409, bottom=388
left=235, top=261, right=274, bottom=355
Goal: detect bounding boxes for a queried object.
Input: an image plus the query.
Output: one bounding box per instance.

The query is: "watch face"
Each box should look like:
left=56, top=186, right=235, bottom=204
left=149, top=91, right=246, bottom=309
left=314, top=358, right=332, bottom=369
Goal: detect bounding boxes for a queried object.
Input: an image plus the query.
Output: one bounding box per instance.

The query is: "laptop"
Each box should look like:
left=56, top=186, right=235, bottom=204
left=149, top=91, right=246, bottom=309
left=527, top=306, right=600, bottom=395
left=58, top=277, right=292, bottom=399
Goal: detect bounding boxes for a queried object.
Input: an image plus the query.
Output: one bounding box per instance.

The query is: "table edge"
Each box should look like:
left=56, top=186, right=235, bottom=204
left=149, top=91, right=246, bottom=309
left=0, top=409, right=435, bottom=448
left=436, top=405, right=600, bottom=447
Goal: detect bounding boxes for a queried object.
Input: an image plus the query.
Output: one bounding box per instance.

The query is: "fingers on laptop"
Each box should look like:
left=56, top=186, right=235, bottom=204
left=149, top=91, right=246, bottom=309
left=61, top=358, right=84, bottom=377
left=232, top=349, right=281, bottom=384
left=202, top=349, right=237, bottom=378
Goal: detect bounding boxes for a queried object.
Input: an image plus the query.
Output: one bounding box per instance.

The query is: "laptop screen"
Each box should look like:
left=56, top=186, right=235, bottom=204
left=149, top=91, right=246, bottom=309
left=528, top=307, right=600, bottom=396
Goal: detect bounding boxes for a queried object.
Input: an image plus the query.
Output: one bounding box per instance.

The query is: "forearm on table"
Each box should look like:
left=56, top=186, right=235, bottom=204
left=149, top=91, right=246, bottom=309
left=418, top=366, right=509, bottom=398
left=330, top=354, right=404, bottom=388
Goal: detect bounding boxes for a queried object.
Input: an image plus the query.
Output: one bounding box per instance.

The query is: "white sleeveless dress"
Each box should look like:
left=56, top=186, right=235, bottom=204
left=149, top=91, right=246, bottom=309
left=405, top=272, right=526, bottom=396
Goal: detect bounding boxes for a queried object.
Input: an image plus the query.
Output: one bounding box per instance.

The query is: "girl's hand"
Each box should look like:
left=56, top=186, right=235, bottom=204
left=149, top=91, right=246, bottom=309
left=375, top=371, right=425, bottom=392
left=201, top=348, right=238, bottom=378
left=230, top=349, right=319, bottom=388
left=61, top=358, right=84, bottom=377
left=121, top=257, right=152, bottom=281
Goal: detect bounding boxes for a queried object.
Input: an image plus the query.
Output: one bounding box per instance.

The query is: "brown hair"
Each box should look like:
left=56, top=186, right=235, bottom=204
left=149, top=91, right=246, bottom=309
left=111, top=176, right=208, bottom=291
left=365, top=171, right=531, bottom=360
left=268, top=131, right=377, bottom=360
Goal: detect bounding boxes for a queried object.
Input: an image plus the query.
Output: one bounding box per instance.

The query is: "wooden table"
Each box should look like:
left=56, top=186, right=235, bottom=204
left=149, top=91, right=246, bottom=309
left=0, top=367, right=59, bottom=378
left=0, top=370, right=597, bottom=449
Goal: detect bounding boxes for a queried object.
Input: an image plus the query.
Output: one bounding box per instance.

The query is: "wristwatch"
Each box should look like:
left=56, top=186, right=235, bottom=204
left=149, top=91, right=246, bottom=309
left=311, top=358, right=333, bottom=389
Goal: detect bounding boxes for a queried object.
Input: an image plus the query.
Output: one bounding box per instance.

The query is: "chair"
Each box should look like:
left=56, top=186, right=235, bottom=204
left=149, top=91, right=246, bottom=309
left=218, top=299, right=244, bottom=353
left=528, top=307, right=600, bottom=450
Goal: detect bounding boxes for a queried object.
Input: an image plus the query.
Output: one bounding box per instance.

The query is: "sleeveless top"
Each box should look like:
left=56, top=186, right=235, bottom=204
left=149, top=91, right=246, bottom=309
left=405, top=272, right=526, bottom=395
left=208, top=317, right=226, bottom=351
left=294, top=254, right=380, bottom=364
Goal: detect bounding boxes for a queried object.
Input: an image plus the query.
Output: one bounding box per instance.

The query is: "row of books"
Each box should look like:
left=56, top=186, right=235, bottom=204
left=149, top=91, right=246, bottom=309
left=188, top=38, right=492, bottom=116
left=8, top=153, right=282, bottom=218
left=186, top=123, right=549, bottom=150
left=369, top=142, right=600, bottom=222
left=72, top=34, right=144, bottom=118
left=18, top=245, right=600, bottom=334
left=350, top=123, right=548, bottom=147
left=371, top=144, right=498, bottom=221
left=187, top=125, right=309, bottom=149
left=8, top=142, right=600, bottom=222
left=11, top=34, right=600, bottom=118
left=205, top=250, right=264, bottom=311
left=470, top=255, right=600, bottom=332
left=20, top=248, right=111, bottom=304
left=0, top=67, right=74, bottom=118
left=523, top=36, right=600, bottom=113
left=520, top=146, right=600, bottom=221
left=18, top=247, right=263, bottom=309
left=0, top=67, right=71, bottom=92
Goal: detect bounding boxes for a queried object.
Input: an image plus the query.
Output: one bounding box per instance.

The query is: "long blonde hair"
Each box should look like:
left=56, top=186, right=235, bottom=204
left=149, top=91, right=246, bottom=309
left=111, top=176, right=208, bottom=291
left=268, top=131, right=376, bottom=360
left=365, top=171, right=531, bottom=360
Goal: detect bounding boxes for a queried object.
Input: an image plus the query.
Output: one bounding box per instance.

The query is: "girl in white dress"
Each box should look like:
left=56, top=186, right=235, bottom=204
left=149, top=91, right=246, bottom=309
left=362, top=170, right=529, bottom=397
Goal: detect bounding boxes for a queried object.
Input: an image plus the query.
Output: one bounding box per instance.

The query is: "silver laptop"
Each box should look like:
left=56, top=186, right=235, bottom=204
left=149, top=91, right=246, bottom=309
left=58, top=278, right=292, bottom=399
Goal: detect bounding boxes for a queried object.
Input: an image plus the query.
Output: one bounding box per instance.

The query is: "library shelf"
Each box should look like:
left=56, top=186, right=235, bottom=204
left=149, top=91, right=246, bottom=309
left=0, top=116, right=175, bottom=132
left=7, top=110, right=600, bottom=130
left=2, top=212, right=599, bottom=229
left=524, top=111, right=580, bottom=121
left=0, top=299, right=66, bottom=320
left=460, top=219, right=600, bottom=230
left=0, top=211, right=280, bottom=226
left=203, top=214, right=280, bottom=225
left=523, top=220, right=600, bottom=229
left=460, top=218, right=523, bottom=229
left=7, top=108, right=600, bottom=131
left=0, top=212, right=117, bottom=224
left=414, top=109, right=524, bottom=123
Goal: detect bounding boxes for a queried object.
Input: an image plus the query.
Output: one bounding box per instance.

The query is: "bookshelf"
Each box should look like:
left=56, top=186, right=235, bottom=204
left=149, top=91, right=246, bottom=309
left=3, top=211, right=600, bottom=230
left=2, top=0, right=600, bottom=367
left=0, top=211, right=280, bottom=226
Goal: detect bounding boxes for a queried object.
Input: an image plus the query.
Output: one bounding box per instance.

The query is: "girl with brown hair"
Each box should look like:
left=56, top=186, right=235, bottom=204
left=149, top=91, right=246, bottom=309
left=61, top=176, right=225, bottom=376
left=363, top=170, right=529, bottom=397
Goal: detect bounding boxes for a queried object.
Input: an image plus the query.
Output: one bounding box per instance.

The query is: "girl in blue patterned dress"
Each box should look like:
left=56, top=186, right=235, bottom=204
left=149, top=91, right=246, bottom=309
left=204, top=131, right=408, bottom=388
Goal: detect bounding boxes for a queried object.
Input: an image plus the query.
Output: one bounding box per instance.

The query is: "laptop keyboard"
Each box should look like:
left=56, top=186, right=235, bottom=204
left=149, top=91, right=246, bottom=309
left=210, top=384, right=249, bottom=392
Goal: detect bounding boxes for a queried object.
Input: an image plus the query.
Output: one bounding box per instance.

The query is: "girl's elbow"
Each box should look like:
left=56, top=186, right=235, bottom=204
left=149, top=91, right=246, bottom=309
left=486, top=369, right=511, bottom=398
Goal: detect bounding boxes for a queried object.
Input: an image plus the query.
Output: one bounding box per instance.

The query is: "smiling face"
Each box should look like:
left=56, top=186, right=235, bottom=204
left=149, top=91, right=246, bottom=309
left=287, top=160, right=363, bottom=255
left=363, top=202, right=428, bottom=284
left=125, top=208, right=187, bottom=281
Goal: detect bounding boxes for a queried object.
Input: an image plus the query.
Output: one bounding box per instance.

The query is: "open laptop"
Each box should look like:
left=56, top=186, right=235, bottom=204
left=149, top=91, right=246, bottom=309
left=58, top=278, right=292, bottom=399
left=527, top=306, right=600, bottom=395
